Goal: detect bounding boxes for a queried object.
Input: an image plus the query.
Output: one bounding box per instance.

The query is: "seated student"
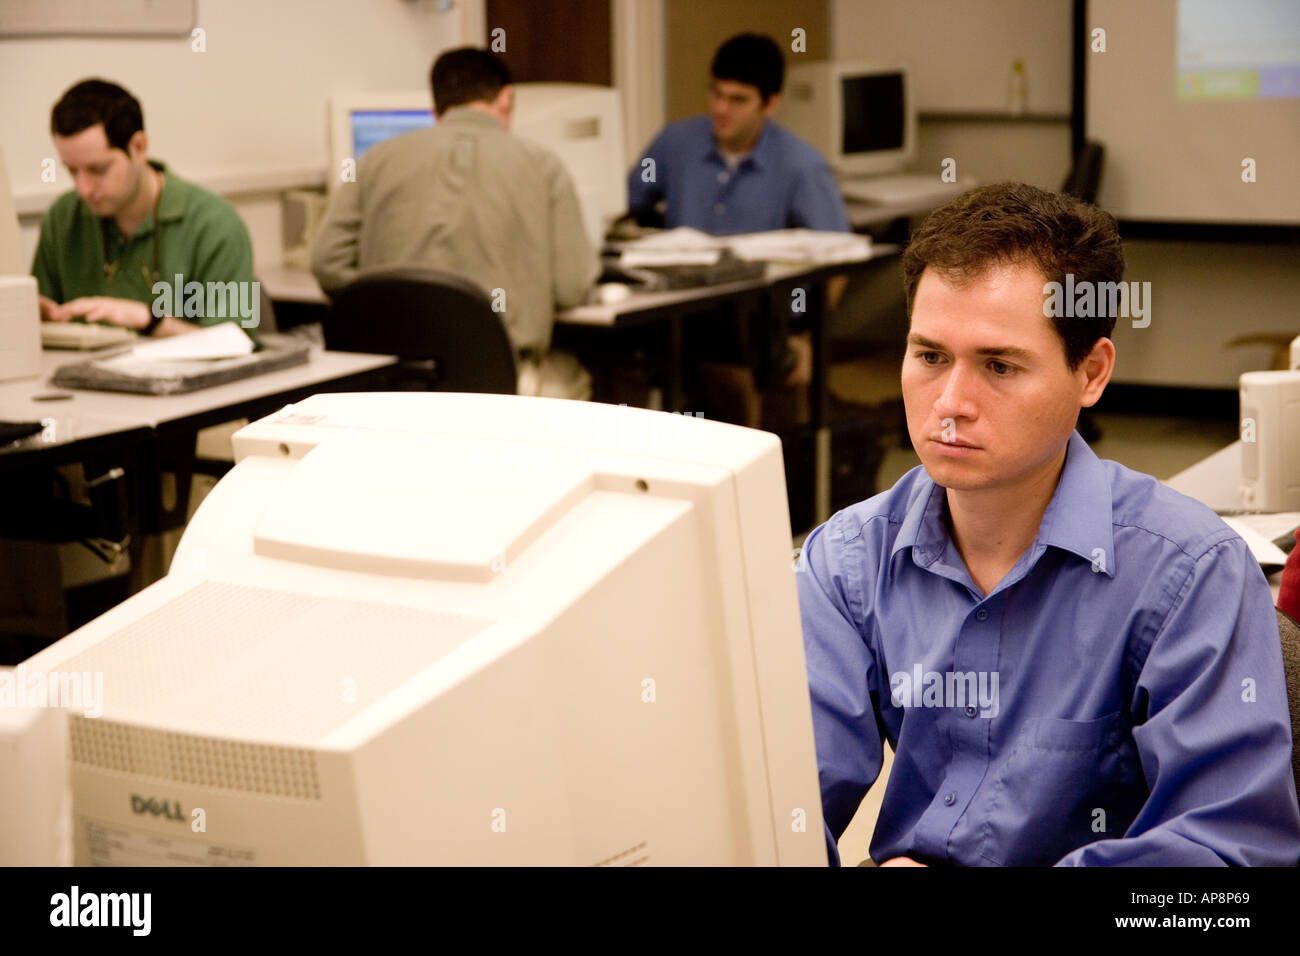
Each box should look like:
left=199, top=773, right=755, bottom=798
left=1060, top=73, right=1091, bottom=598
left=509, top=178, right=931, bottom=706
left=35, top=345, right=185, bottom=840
left=797, top=182, right=1300, bottom=866
left=312, top=48, right=599, bottom=401
left=627, top=34, right=850, bottom=424
left=628, top=33, right=849, bottom=235
left=34, top=79, right=257, bottom=337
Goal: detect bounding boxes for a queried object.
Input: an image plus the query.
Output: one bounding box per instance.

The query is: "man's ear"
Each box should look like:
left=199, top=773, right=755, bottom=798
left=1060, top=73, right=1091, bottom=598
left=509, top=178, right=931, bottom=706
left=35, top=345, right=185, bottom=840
left=1079, top=337, right=1115, bottom=408
left=763, top=91, right=782, bottom=117
left=126, top=129, right=149, bottom=164
left=496, top=85, right=513, bottom=124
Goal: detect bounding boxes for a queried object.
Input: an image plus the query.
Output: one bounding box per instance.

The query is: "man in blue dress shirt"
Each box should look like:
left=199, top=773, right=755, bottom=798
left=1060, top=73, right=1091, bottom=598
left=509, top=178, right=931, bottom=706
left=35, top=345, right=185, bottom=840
left=627, top=34, right=849, bottom=234
left=626, top=35, right=850, bottom=421
left=796, top=182, right=1300, bottom=866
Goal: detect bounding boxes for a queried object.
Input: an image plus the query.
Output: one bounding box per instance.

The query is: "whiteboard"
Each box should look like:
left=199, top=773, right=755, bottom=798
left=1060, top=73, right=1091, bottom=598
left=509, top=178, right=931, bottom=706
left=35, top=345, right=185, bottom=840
left=0, top=0, right=195, bottom=38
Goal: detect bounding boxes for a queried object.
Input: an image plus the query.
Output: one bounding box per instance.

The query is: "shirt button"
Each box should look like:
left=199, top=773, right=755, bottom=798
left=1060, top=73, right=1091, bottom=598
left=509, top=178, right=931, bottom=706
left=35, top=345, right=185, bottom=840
left=965, top=706, right=977, bottom=718
left=975, top=608, right=989, bottom=621
left=943, top=792, right=957, bottom=806
left=714, top=203, right=726, bottom=215
left=717, top=171, right=729, bottom=184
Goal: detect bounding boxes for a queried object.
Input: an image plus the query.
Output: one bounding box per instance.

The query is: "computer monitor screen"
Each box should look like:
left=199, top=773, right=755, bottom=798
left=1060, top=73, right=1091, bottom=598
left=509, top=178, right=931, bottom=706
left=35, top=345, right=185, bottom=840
left=842, top=73, right=906, bottom=154
left=781, top=61, right=915, bottom=177
left=350, top=109, right=434, bottom=162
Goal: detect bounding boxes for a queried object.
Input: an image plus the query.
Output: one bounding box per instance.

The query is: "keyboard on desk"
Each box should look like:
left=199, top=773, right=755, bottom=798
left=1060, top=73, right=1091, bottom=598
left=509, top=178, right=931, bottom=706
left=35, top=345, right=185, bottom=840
left=840, top=173, right=967, bottom=206
left=600, top=250, right=765, bottom=291
left=41, top=322, right=138, bottom=350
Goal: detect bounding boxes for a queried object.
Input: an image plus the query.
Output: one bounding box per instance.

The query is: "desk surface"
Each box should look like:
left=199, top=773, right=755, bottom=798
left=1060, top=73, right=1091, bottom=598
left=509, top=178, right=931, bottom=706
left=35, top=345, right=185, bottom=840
left=260, top=247, right=901, bottom=325
left=1163, top=440, right=1241, bottom=513
left=0, top=346, right=395, bottom=462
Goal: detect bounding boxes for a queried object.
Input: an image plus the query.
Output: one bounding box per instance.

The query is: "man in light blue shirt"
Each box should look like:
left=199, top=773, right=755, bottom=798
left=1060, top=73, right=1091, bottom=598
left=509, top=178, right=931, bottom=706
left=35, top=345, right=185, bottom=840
left=796, top=182, right=1300, bottom=866
left=627, top=34, right=849, bottom=235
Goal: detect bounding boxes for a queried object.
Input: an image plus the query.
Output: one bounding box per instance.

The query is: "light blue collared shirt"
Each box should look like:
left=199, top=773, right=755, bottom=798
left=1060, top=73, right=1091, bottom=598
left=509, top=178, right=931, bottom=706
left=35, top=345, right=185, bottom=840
left=627, top=116, right=850, bottom=235
left=796, top=430, right=1300, bottom=866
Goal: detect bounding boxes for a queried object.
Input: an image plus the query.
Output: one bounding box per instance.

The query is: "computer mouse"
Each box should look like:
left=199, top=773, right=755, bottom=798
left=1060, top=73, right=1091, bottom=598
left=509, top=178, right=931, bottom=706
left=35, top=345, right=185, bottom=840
left=597, top=282, right=632, bottom=305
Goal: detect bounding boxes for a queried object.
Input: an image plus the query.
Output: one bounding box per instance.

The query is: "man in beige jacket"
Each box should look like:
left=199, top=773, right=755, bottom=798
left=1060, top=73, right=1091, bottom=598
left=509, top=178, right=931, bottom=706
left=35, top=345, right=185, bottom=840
left=312, top=48, right=599, bottom=400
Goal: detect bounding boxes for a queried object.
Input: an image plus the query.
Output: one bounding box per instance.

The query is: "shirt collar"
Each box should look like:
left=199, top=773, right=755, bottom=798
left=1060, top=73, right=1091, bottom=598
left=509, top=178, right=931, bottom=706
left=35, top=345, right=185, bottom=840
left=439, top=106, right=502, bottom=129
left=151, top=161, right=187, bottom=224
left=891, top=430, right=1117, bottom=578
left=705, top=119, right=775, bottom=171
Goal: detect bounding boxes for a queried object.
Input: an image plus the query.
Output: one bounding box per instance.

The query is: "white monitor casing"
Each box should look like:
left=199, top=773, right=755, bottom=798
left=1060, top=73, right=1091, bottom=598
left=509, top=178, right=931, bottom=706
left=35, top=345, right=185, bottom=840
left=780, top=61, right=916, bottom=177
left=1239, top=369, right=1300, bottom=511
left=23, top=393, right=826, bottom=866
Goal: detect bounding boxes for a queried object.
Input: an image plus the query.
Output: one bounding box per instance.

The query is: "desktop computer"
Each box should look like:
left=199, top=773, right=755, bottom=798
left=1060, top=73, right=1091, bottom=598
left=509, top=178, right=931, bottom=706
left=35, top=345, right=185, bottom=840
left=15, top=393, right=827, bottom=865
left=0, top=145, right=41, bottom=382
left=780, top=61, right=966, bottom=206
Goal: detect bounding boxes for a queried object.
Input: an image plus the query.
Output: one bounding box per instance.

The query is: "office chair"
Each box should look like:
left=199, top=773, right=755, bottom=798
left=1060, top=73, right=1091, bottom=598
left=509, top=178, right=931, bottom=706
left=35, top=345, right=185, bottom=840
left=1061, top=140, right=1106, bottom=205
left=1278, top=607, right=1300, bottom=809
left=323, top=266, right=517, bottom=394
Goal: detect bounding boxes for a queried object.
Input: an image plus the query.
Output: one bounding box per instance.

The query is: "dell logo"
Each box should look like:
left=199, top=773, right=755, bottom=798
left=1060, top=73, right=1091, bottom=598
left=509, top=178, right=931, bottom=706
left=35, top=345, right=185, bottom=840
left=130, top=794, right=185, bottom=821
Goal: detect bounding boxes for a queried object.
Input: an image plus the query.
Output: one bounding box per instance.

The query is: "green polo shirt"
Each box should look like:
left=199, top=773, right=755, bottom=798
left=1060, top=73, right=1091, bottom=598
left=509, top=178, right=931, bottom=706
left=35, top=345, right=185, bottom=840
left=32, top=160, right=256, bottom=329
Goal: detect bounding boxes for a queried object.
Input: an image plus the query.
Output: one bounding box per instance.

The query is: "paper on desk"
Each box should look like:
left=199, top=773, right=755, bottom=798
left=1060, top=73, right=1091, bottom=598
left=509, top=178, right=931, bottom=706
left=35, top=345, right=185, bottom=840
left=725, top=229, right=871, bottom=264
left=1222, top=517, right=1291, bottom=567
left=619, top=227, right=724, bottom=267
left=92, top=323, right=255, bottom=379
left=125, top=322, right=253, bottom=361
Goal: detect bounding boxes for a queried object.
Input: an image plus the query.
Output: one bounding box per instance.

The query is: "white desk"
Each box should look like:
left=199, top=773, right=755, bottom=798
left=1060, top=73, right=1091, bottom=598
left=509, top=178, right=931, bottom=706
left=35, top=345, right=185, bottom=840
left=1164, top=440, right=1292, bottom=600
left=1163, top=440, right=1242, bottom=513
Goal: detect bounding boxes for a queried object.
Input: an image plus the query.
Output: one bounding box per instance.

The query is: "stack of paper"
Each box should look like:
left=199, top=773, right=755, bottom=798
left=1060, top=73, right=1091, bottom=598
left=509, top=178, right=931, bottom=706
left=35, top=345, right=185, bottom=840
left=618, top=226, right=871, bottom=268
left=725, top=229, right=871, bottom=264
left=620, top=228, right=724, bottom=267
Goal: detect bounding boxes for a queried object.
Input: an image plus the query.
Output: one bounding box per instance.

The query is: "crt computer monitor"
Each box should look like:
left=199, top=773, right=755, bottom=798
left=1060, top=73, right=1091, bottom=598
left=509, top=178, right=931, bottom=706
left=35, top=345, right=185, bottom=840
left=327, top=84, right=625, bottom=248
left=779, top=61, right=916, bottom=177
left=16, top=393, right=826, bottom=866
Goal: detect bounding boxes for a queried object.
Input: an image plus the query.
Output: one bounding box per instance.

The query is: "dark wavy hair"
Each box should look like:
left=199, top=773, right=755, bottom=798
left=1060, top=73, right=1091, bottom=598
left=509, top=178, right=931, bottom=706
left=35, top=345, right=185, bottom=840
left=51, top=79, right=144, bottom=152
left=430, top=47, right=513, bottom=115
left=902, top=182, right=1126, bottom=369
left=711, top=34, right=784, bottom=102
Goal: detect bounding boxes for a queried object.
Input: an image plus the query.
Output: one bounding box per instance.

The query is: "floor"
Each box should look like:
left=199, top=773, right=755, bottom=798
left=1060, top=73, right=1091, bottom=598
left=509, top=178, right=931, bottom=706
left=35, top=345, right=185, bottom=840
left=798, top=401, right=1238, bottom=865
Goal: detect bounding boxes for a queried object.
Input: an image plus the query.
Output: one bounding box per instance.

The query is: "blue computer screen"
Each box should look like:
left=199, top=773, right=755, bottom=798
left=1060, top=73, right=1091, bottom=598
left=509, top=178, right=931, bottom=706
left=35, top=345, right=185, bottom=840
left=351, top=109, right=435, bottom=161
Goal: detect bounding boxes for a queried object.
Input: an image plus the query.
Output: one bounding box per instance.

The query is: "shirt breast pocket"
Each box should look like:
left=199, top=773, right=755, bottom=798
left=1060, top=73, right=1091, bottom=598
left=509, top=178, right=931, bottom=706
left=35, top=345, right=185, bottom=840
left=978, top=711, right=1144, bottom=866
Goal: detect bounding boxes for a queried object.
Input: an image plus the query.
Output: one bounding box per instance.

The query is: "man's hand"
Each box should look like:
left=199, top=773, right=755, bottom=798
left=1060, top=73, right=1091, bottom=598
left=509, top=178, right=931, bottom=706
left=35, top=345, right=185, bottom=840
left=47, top=296, right=151, bottom=329
left=783, top=332, right=813, bottom=388
left=38, top=295, right=61, bottom=323
left=879, top=857, right=928, bottom=867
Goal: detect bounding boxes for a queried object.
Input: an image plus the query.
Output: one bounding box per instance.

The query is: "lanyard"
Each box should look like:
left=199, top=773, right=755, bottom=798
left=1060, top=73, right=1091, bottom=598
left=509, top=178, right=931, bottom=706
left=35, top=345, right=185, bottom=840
left=101, top=169, right=163, bottom=291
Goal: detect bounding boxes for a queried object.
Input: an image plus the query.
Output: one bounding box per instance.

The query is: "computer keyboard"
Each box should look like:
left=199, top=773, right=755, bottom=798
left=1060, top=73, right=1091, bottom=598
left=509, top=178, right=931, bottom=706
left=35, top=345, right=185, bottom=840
left=840, top=173, right=967, bottom=206
left=41, top=322, right=138, bottom=350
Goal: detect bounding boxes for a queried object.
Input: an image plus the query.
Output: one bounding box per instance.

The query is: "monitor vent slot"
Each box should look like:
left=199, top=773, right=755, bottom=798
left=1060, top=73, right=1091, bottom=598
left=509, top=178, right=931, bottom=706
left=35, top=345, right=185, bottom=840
left=70, top=717, right=323, bottom=801
left=592, top=840, right=649, bottom=867
left=565, top=117, right=601, bottom=140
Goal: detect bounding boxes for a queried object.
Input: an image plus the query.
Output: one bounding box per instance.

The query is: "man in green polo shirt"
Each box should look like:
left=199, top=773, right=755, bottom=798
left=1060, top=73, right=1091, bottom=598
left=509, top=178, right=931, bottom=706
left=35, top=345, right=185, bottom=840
left=33, top=79, right=257, bottom=337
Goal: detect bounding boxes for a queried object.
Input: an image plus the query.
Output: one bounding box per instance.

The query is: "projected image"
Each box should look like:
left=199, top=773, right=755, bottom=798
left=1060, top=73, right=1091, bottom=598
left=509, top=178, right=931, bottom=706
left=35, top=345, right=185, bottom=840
left=1177, top=0, right=1300, bottom=100
left=351, top=109, right=435, bottom=160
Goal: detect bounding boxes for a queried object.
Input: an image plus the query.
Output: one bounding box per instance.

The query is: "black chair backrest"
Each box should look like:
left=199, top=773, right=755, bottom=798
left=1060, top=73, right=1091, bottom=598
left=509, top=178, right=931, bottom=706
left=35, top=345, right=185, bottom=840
left=323, top=266, right=516, bottom=394
left=1062, top=140, right=1106, bottom=205
left=1278, top=608, right=1300, bottom=808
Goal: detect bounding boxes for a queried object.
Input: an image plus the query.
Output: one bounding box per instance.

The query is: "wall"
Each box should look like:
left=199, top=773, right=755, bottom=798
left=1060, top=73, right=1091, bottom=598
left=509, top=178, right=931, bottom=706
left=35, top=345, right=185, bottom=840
left=2, top=0, right=469, bottom=269
left=664, top=0, right=830, bottom=127
left=829, top=0, right=1300, bottom=387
